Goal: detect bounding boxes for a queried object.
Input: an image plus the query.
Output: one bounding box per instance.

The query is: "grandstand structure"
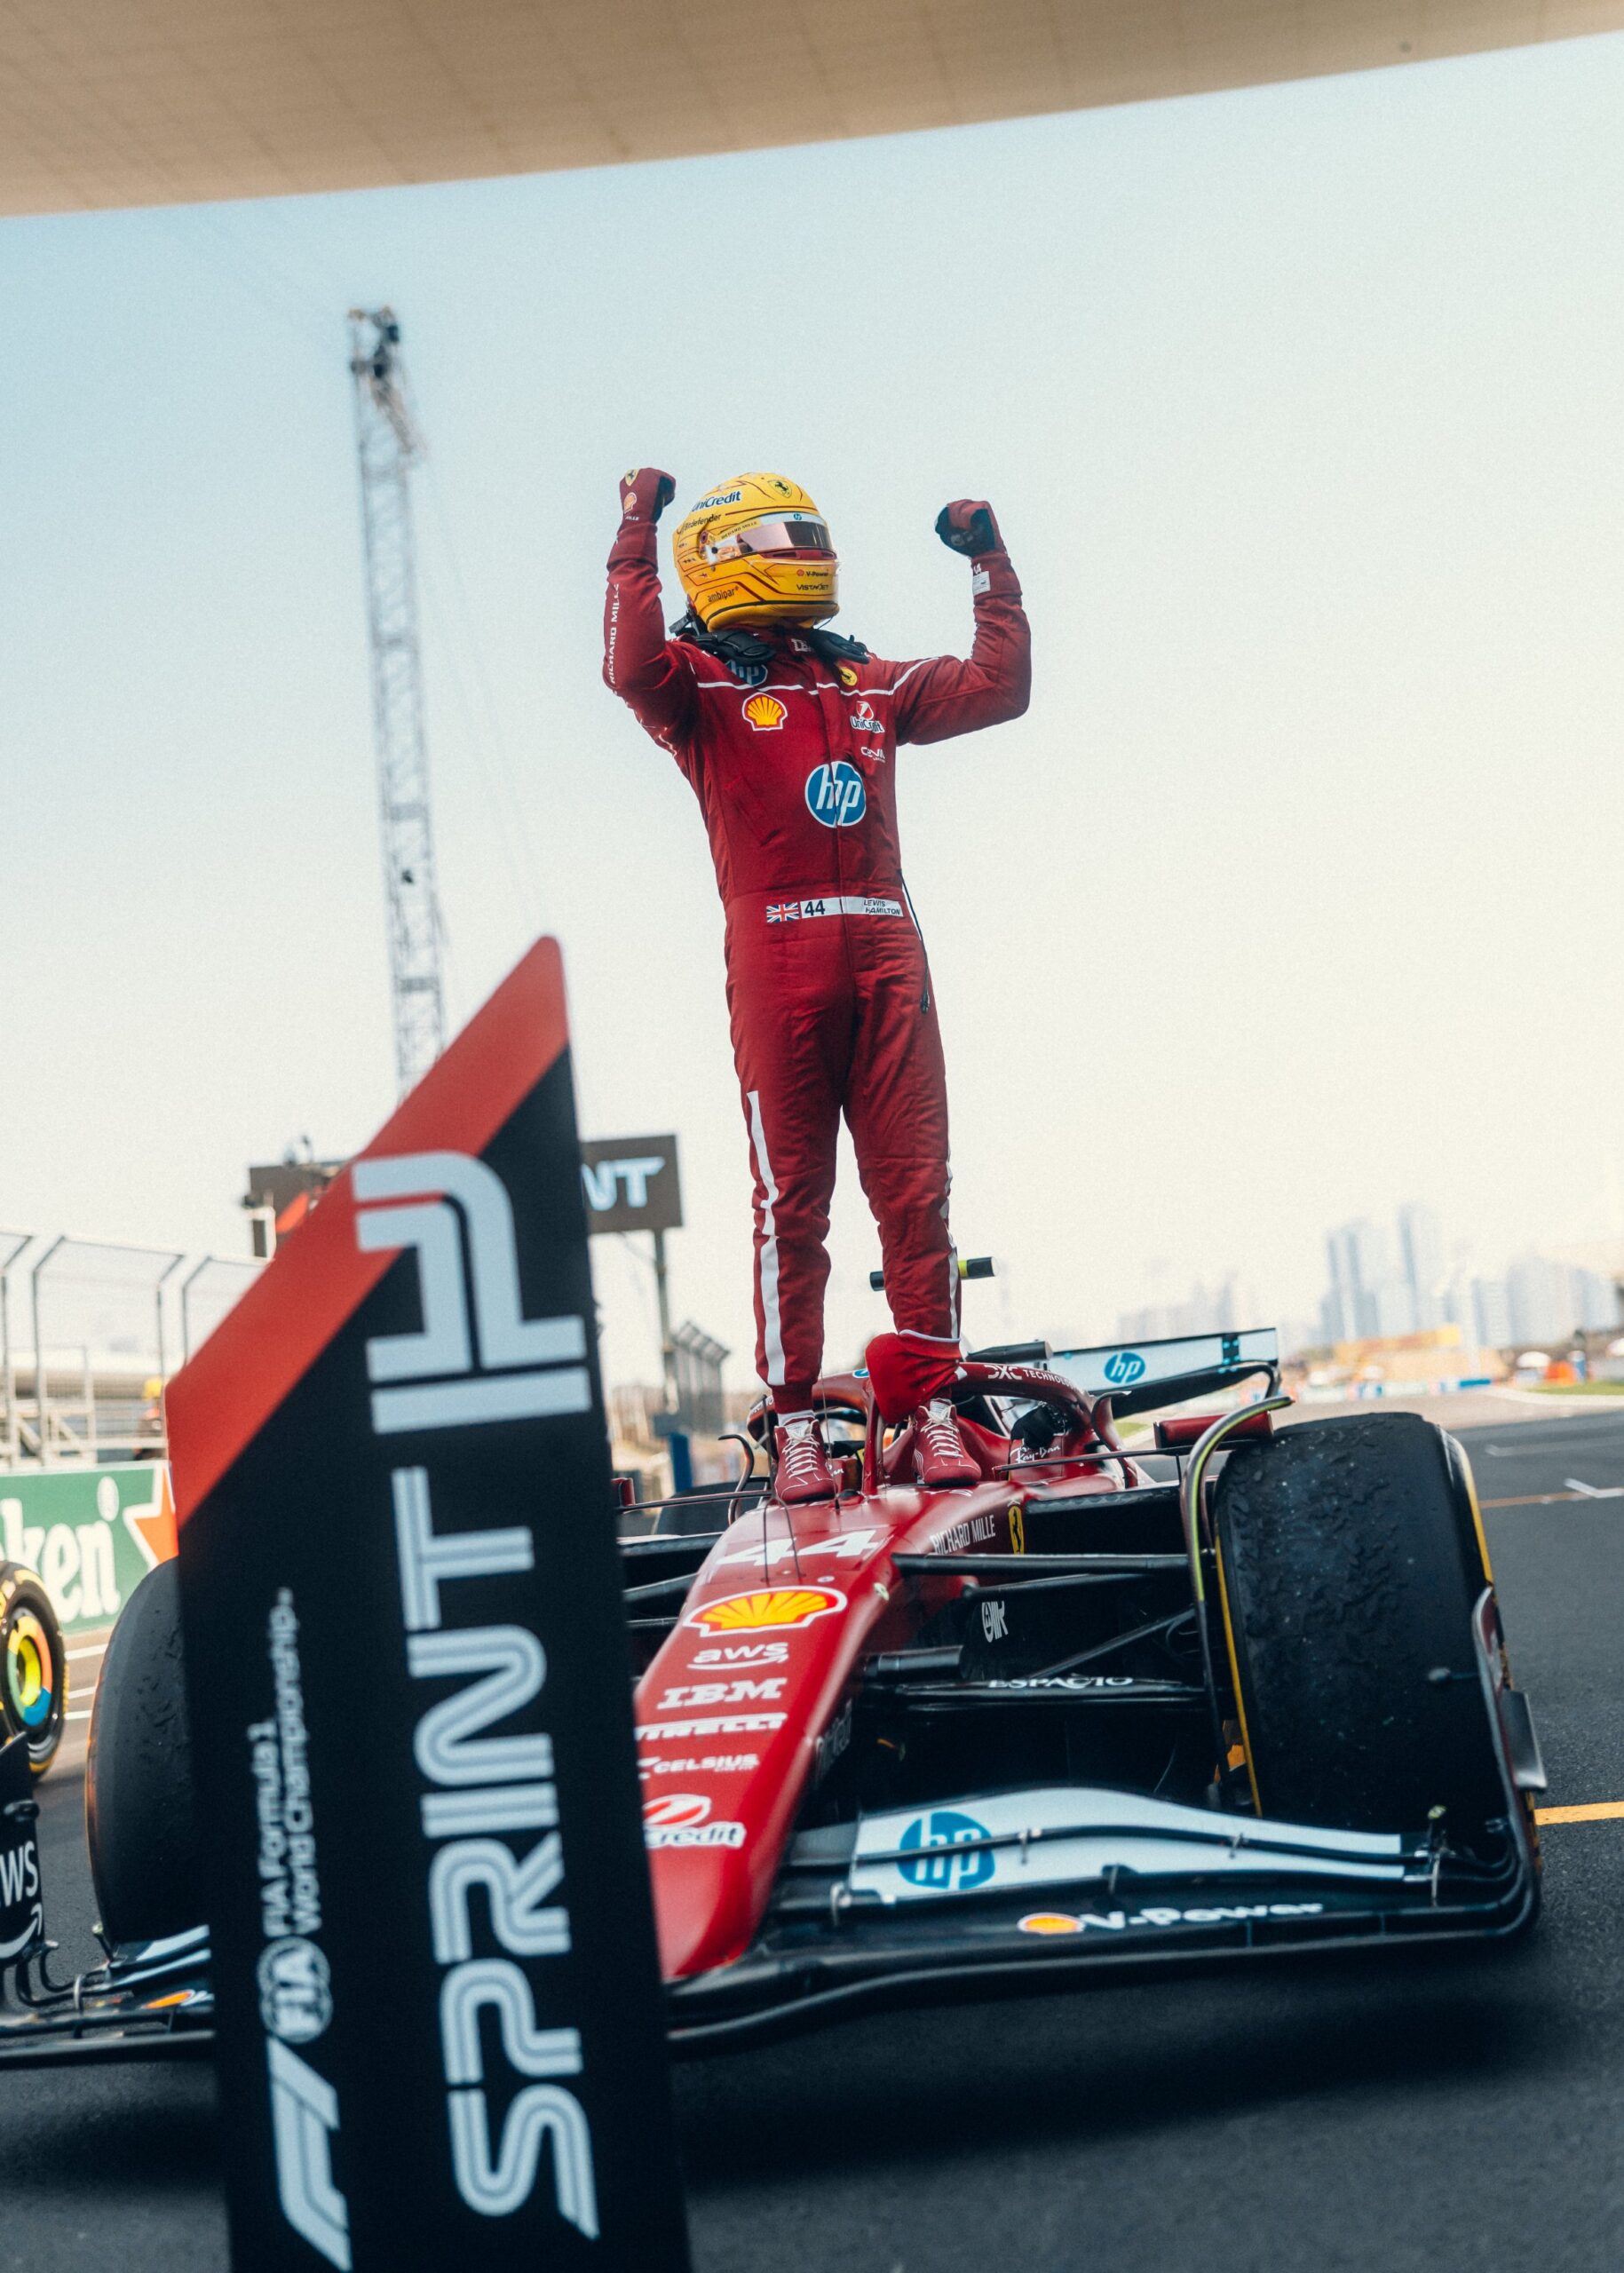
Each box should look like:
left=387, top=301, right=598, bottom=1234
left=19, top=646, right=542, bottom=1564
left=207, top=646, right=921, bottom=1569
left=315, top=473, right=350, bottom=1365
left=3, top=1, right=1621, bottom=218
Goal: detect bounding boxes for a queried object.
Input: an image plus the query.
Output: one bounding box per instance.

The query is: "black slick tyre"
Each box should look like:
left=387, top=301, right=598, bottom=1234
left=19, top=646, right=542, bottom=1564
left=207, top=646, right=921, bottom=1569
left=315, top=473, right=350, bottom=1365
left=1214, top=1414, right=1506, bottom=1840
left=0, top=1564, right=67, bottom=1777
left=85, top=1558, right=199, bottom=1944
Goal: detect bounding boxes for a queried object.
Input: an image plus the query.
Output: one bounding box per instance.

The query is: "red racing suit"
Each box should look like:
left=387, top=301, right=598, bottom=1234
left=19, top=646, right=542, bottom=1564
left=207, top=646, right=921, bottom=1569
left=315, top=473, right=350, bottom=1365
left=605, top=518, right=1030, bottom=1409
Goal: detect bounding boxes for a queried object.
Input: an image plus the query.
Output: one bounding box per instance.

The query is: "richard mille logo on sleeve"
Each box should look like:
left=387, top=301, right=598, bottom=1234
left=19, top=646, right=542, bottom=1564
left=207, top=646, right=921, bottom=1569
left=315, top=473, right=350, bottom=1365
left=353, top=1152, right=590, bottom=1435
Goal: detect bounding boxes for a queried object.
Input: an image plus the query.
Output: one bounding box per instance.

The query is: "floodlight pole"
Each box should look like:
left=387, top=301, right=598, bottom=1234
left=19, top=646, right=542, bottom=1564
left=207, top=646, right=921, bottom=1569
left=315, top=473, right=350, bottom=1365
left=347, top=307, right=447, bottom=1097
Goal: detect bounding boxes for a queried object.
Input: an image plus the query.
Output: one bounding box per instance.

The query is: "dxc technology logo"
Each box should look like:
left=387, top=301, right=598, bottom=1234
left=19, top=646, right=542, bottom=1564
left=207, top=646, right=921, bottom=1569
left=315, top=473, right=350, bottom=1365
left=898, top=1810, right=994, bottom=1893
left=1103, top=1349, right=1147, bottom=1387
left=353, top=1151, right=590, bottom=1435
left=804, top=760, right=866, bottom=828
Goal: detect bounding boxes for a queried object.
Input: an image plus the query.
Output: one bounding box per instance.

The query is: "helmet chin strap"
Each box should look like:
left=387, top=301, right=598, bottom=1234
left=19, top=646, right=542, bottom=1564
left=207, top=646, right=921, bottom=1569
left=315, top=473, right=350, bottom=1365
left=669, top=612, right=870, bottom=669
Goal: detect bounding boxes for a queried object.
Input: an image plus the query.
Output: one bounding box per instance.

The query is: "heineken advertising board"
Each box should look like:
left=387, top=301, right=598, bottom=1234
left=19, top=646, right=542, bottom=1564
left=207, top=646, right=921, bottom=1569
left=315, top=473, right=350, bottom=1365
left=0, top=1465, right=176, bottom=1635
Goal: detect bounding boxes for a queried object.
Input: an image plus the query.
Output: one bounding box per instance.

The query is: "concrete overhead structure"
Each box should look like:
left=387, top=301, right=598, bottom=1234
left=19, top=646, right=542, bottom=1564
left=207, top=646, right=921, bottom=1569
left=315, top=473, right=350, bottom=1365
left=4, top=0, right=1622, bottom=216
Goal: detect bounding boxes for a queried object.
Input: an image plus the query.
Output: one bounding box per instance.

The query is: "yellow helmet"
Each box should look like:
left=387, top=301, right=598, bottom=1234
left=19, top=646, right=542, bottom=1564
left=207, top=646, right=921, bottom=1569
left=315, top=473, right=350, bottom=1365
left=672, top=473, right=838, bottom=633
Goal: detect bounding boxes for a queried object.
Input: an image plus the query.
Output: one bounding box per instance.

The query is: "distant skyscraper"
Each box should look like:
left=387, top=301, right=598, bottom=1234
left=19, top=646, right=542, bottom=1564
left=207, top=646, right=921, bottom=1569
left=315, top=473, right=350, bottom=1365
left=1323, top=1216, right=1404, bottom=1342
left=1507, top=1255, right=1572, bottom=1347
left=1398, top=1201, right=1445, bottom=1333
left=1571, top=1269, right=1620, bottom=1334
left=1472, top=1278, right=1513, bottom=1350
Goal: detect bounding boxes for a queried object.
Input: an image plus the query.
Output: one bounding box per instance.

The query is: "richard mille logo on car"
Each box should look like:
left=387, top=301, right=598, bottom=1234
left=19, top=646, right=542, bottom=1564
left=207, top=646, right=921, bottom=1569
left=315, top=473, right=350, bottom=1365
left=353, top=1150, right=590, bottom=1436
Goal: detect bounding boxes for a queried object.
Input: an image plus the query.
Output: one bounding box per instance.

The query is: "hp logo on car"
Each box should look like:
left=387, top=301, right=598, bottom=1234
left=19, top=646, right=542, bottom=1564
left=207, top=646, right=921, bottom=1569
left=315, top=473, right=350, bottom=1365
left=898, top=1810, right=994, bottom=1893
left=804, top=761, right=867, bottom=828
left=1103, top=1350, right=1147, bottom=1386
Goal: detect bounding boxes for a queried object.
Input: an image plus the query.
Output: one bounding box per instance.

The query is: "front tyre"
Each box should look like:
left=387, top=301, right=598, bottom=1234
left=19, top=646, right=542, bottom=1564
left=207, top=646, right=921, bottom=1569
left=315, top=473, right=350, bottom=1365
left=1214, top=1414, right=1508, bottom=1841
left=0, top=1564, right=67, bottom=1777
left=85, top=1558, right=199, bottom=1944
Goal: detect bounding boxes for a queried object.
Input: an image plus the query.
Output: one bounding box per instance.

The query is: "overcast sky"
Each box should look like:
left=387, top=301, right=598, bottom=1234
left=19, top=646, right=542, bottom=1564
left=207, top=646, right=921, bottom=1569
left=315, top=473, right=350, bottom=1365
left=4, top=34, right=1624, bottom=1387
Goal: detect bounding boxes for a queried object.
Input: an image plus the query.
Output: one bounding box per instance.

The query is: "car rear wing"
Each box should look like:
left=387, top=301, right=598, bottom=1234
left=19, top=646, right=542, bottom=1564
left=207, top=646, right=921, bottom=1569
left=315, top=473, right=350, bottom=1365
left=1049, top=1327, right=1280, bottom=1422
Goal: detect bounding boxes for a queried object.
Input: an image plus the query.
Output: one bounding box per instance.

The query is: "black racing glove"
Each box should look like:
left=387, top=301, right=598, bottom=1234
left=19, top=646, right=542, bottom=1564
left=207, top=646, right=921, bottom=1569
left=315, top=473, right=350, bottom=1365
left=619, top=467, right=677, bottom=525
left=935, top=498, right=1004, bottom=557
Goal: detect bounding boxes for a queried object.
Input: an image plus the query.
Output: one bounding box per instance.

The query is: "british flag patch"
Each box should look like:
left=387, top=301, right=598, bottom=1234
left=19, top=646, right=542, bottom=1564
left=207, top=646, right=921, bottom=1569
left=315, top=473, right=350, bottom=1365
left=766, top=903, right=803, bottom=923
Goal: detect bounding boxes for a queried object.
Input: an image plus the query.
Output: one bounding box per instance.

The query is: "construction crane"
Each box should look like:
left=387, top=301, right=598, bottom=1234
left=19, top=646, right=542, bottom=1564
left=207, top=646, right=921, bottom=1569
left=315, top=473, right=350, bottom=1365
left=347, top=306, right=446, bottom=1097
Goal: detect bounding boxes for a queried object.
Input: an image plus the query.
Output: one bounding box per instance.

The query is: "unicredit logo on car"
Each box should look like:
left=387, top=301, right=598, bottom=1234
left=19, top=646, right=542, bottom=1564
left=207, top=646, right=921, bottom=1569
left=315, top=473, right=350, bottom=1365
left=805, top=760, right=866, bottom=828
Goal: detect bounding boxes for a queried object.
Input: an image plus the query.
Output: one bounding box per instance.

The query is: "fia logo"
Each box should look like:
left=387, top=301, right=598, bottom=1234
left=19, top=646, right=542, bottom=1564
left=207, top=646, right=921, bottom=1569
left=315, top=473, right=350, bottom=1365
left=1103, top=1350, right=1146, bottom=1387
left=804, top=760, right=867, bottom=828
left=353, top=1151, right=590, bottom=1435
left=899, top=1810, right=994, bottom=1893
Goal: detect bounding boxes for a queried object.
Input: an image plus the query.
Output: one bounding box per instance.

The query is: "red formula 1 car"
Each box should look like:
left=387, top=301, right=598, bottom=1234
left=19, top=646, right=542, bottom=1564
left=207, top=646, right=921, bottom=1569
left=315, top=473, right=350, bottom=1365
left=628, top=1325, right=1542, bottom=2046
left=0, top=1327, right=1542, bottom=2063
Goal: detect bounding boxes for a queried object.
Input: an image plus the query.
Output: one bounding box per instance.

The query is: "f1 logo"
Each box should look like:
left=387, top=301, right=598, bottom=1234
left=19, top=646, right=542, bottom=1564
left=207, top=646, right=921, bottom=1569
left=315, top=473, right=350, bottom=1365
left=353, top=1151, right=590, bottom=1436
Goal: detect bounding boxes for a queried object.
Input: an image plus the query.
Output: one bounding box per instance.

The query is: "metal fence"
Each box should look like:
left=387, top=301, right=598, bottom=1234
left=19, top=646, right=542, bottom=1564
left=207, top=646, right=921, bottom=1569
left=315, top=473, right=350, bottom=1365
left=0, top=1229, right=263, bottom=1468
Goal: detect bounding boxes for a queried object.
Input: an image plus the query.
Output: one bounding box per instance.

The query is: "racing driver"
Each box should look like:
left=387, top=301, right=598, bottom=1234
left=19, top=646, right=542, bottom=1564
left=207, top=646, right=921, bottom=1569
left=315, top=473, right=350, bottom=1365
left=605, top=469, right=1030, bottom=1503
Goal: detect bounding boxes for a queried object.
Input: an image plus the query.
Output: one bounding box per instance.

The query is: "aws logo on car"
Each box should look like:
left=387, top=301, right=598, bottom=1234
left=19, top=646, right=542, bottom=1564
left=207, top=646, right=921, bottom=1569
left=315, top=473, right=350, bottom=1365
left=1103, top=1350, right=1146, bottom=1386
left=805, top=761, right=866, bottom=828
left=898, top=1810, right=994, bottom=1893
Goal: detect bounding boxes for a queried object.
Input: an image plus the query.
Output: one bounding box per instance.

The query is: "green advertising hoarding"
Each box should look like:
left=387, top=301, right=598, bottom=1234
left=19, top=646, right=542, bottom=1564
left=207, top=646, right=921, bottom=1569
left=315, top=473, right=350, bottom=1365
left=0, top=1464, right=176, bottom=1636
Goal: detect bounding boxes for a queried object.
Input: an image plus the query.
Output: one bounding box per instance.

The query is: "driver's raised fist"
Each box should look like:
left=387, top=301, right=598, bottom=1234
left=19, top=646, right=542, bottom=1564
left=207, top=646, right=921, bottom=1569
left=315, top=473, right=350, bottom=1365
left=619, top=467, right=677, bottom=525
left=935, top=499, right=1003, bottom=558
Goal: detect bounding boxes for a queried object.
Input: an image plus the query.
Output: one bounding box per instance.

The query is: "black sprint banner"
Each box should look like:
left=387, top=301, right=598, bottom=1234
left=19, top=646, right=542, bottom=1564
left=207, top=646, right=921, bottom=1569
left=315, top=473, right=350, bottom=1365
left=169, top=939, right=690, bottom=2271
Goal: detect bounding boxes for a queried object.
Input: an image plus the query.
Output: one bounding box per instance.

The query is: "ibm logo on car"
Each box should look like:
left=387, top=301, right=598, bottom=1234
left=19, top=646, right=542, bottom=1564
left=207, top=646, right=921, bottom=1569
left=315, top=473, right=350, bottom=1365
left=353, top=1151, right=590, bottom=1436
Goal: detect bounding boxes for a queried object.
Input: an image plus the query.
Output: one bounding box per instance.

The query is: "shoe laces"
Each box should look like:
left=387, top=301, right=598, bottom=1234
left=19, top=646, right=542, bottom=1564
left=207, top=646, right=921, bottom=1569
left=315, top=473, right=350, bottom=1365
left=779, top=1420, right=827, bottom=1484
left=918, top=1399, right=965, bottom=1460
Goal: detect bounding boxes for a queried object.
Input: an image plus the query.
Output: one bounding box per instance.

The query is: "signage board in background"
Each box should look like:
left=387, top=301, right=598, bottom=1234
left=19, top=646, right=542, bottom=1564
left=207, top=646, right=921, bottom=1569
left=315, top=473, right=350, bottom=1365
left=169, top=940, right=691, bottom=2273
left=579, top=1136, right=682, bottom=1238
left=0, top=1465, right=176, bottom=1635
left=0, top=1734, right=41, bottom=1962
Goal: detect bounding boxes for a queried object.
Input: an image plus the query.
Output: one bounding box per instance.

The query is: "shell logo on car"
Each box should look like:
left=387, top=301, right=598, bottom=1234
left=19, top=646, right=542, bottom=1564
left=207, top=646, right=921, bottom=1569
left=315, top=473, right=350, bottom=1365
left=742, top=693, right=788, bottom=730
left=685, top=1586, right=845, bottom=1635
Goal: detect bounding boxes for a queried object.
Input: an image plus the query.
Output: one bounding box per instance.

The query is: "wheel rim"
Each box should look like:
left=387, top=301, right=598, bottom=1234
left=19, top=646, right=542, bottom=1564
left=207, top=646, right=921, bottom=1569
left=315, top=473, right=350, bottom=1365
left=5, top=1612, right=56, bottom=1731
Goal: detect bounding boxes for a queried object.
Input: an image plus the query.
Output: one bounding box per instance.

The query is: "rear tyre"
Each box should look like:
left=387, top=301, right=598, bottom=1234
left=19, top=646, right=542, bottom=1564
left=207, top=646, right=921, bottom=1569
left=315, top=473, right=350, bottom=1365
left=0, top=1564, right=67, bottom=1777
left=1214, top=1414, right=1506, bottom=1839
left=85, top=1558, right=199, bottom=1944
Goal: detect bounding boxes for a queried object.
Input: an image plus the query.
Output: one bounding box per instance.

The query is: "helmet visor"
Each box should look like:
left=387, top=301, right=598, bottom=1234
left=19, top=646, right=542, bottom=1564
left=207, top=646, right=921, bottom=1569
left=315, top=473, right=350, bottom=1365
left=702, top=515, right=834, bottom=566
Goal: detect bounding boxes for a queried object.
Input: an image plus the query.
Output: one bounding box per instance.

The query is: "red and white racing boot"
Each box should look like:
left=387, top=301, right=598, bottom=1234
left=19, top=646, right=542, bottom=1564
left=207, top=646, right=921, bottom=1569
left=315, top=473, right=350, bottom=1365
left=914, top=1399, right=979, bottom=1489
left=773, top=1416, right=838, bottom=1505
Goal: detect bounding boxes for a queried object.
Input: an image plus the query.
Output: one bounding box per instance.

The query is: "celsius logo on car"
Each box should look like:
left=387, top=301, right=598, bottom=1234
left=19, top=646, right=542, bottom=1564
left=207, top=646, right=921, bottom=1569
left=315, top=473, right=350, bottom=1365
left=257, top=1936, right=333, bottom=2045
left=899, top=1810, right=994, bottom=1893
left=686, top=1586, right=845, bottom=1634
left=1103, top=1349, right=1147, bottom=1386
left=805, top=761, right=867, bottom=828
left=742, top=693, right=787, bottom=730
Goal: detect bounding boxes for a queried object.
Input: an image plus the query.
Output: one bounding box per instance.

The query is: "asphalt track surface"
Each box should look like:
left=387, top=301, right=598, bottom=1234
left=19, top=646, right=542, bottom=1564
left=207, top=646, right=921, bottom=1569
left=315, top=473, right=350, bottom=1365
left=7, top=1406, right=1624, bottom=2272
